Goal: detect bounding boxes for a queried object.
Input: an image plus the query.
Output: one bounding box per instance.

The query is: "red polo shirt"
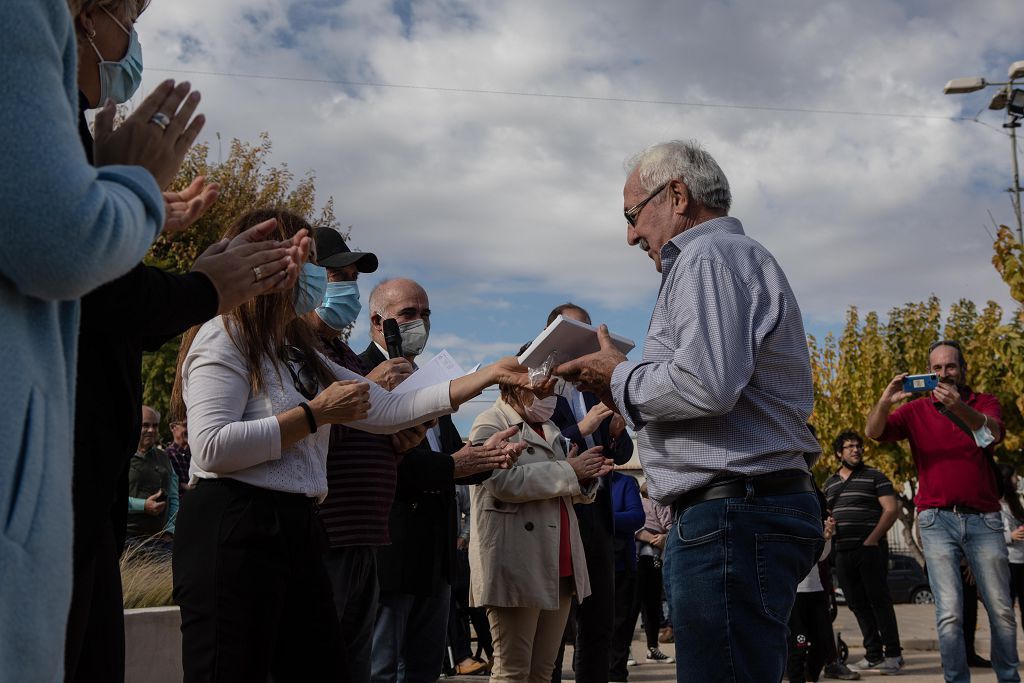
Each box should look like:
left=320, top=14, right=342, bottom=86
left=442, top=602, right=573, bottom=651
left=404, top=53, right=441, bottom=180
left=878, top=388, right=1003, bottom=512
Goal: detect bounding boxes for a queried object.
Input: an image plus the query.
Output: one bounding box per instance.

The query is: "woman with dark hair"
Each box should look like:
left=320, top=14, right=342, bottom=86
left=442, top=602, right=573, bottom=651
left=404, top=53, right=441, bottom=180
left=468, top=355, right=614, bottom=683
left=999, top=463, right=1024, bottom=629
left=171, top=208, right=529, bottom=681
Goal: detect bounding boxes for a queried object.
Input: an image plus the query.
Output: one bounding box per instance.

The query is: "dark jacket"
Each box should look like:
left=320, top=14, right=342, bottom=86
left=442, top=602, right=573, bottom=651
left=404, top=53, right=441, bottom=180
left=551, top=392, right=634, bottom=543
left=359, top=342, right=488, bottom=596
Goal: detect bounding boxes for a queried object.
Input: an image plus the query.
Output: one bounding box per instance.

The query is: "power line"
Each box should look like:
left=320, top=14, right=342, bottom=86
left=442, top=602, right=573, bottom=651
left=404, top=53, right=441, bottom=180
left=149, top=66, right=977, bottom=123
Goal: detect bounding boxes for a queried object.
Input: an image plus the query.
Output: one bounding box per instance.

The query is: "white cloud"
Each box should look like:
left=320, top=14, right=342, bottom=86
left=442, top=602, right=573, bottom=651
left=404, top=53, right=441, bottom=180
left=135, top=0, right=1024, bottom=332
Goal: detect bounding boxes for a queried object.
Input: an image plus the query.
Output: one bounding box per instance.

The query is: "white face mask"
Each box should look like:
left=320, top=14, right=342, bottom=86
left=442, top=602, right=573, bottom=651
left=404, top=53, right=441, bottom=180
left=522, top=395, right=557, bottom=423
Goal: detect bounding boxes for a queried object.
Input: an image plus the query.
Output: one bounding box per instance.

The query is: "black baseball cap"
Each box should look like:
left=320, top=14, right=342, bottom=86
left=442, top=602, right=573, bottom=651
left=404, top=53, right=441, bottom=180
left=313, top=228, right=379, bottom=272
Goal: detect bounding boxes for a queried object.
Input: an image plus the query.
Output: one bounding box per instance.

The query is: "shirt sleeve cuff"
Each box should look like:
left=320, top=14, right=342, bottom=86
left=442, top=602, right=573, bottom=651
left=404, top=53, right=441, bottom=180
left=610, top=361, right=647, bottom=430
left=128, top=497, right=146, bottom=513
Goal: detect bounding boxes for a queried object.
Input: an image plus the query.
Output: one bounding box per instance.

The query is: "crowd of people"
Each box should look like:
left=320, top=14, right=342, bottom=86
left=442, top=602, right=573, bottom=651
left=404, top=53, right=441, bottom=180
left=3, top=2, right=1024, bottom=683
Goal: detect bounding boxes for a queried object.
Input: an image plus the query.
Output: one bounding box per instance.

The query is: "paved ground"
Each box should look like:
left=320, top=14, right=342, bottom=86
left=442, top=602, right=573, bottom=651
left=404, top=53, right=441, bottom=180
left=448, top=604, right=1024, bottom=681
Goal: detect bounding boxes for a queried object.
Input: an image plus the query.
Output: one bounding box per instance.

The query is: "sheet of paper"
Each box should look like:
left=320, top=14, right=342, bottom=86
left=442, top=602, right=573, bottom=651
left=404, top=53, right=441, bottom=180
left=392, top=350, right=469, bottom=395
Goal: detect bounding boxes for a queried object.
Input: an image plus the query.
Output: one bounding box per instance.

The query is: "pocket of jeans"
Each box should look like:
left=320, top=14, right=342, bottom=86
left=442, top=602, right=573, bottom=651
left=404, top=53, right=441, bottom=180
left=676, top=526, right=726, bottom=547
left=756, top=533, right=822, bottom=623
left=917, top=508, right=937, bottom=529
left=983, top=512, right=1005, bottom=532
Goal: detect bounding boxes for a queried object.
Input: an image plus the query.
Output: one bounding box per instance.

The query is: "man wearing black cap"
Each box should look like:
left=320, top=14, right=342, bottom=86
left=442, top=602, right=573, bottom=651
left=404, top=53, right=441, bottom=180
left=306, top=228, right=417, bottom=682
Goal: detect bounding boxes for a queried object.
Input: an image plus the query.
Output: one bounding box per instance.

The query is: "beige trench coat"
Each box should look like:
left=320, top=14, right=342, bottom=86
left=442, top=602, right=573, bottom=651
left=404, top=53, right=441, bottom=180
left=468, top=398, right=597, bottom=610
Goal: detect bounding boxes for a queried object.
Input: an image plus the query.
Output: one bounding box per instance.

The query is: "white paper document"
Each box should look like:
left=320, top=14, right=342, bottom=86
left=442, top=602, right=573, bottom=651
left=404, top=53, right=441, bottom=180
left=517, top=315, right=635, bottom=368
left=392, top=350, right=475, bottom=395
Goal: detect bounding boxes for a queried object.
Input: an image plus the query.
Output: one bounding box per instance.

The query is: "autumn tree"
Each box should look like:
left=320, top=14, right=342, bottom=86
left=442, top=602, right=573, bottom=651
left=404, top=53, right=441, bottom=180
left=140, top=133, right=346, bottom=429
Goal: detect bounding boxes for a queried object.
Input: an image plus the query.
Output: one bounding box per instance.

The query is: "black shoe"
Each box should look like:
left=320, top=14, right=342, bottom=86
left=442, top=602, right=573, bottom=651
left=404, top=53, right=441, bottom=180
left=966, top=653, right=991, bottom=668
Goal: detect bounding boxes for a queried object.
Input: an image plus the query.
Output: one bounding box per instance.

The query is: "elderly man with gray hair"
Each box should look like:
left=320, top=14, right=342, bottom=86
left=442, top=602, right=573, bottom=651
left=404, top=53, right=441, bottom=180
left=557, top=140, right=822, bottom=681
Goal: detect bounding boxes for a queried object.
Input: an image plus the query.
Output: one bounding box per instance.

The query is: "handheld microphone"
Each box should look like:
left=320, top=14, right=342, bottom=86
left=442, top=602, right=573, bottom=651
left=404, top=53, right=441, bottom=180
left=383, top=318, right=404, bottom=359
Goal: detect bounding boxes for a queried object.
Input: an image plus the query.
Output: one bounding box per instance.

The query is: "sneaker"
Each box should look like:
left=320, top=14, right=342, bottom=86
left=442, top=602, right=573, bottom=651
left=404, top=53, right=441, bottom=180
left=848, top=657, right=883, bottom=671
left=646, top=647, right=675, bottom=664
left=822, top=662, right=860, bottom=680
left=626, top=655, right=637, bottom=666
left=876, top=656, right=904, bottom=675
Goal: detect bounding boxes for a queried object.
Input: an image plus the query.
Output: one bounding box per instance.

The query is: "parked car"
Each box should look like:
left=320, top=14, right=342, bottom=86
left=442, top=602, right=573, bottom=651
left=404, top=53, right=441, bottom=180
left=833, top=552, right=933, bottom=605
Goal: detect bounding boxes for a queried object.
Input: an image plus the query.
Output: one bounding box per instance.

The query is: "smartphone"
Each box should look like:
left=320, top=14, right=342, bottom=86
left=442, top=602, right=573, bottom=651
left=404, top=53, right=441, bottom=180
left=155, top=490, right=167, bottom=502
left=903, top=373, right=939, bottom=393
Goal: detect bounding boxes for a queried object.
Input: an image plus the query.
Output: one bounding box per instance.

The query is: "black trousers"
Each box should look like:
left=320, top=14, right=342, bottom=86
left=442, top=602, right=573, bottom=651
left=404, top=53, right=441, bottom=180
left=633, top=555, right=664, bottom=648
left=787, top=592, right=833, bottom=683
left=65, top=512, right=125, bottom=682
left=172, top=479, right=347, bottom=682
left=609, top=568, right=638, bottom=680
left=553, top=524, right=615, bottom=683
left=447, top=547, right=492, bottom=664
left=963, top=564, right=980, bottom=655
left=1009, top=563, right=1024, bottom=634
left=834, top=544, right=902, bottom=660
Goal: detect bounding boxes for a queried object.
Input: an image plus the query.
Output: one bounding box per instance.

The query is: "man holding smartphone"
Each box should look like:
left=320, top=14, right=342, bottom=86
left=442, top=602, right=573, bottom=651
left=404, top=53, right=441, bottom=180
left=865, top=340, right=1018, bottom=683
left=125, top=406, right=178, bottom=551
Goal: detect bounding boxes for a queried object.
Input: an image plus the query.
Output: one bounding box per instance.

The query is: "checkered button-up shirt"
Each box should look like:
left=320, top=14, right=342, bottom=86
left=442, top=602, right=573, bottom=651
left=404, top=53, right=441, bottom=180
left=610, top=216, right=818, bottom=506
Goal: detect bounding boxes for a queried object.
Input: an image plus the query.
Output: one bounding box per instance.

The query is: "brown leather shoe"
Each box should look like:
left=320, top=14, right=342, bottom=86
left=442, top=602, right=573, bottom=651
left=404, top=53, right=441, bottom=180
left=658, top=626, right=674, bottom=644
left=455, top=658, right=487, bottom=675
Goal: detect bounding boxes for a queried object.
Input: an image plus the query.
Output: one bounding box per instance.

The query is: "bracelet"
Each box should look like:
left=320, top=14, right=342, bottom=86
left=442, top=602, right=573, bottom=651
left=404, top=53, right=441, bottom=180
left=299, top=402, right=318, bottom=434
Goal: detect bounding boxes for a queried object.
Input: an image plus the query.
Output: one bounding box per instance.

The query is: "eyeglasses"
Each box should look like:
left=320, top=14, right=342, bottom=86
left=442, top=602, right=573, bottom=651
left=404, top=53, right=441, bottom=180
left=842, top=443, right=863, bottom=451
left=624, top=181, right=669, bottom=227
left=284, top=345, right=318, bottom=400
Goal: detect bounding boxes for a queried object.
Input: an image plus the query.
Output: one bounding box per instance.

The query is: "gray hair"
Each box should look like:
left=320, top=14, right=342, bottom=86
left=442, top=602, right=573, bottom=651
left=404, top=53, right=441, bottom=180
left=141, top=405, right=161, bottom=422
left=368, top=279, right=395, bottom=319
left=625, top=140, right=731, bottom=213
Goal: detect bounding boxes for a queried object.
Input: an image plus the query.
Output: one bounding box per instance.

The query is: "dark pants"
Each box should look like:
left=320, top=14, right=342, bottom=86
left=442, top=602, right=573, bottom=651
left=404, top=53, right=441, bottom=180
left=834, top=544, right=902, bottom=660
left=172, top=479, right=345, bottom=682
left=325, top=545, right=380, bottom=683
left=448, top=547, right=492, bottom=663
left=963, top=565, right=979, bottom=655
left=553, top=517, right=615, bottom=683
left=65, top=513, right=125, bottom=682
left=663, top=490, right=821, bottom=682
left=609, top=569, right=638, bottom=680
left=634, top=555, right=665, bottom=649
left=371, top=581, right=452, bottom=683
left=1011, top=563, right=1024, bottom=632
left=787, top=592, right=833, bottom=683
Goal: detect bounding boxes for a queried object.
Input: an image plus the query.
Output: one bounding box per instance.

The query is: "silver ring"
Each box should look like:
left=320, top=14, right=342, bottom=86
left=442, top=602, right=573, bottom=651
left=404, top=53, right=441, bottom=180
left=252, top=265, right=263, bottom=282
left=149, top=112, right=171, bottom=130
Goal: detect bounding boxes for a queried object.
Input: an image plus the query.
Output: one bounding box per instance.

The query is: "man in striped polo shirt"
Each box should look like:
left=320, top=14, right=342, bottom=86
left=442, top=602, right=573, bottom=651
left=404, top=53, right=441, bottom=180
left=823, top=430, right=902, bottom=674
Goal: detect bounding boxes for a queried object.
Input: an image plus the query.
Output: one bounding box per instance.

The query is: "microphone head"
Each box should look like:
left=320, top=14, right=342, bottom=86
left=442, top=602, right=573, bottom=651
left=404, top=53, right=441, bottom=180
left=383, top=318, right=401, bottom=341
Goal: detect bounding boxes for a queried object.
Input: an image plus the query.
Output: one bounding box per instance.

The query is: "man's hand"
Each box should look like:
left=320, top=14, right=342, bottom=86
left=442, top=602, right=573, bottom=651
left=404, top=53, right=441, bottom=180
left=609, top=413, right=626, bottom=439
left=554, top=325, right=626, bottom=396
left=456, top=537, right=468, bottom=551
left=452, top=442, right=514, bottom=479
left=931, top=381, right=962, bottom=409
left=192, top=220, right=309, bottom=314
left=162, top=176, right=219, bottom=234
left=366, top=358, right=415, bottom=391
left=651, top=533, right=667, bottom=550
left=879, top=373, right=912, bottom=407
left=1012, top=526, right=1024, bottom=542
left=578, top=403, right=613, bottom=437
left=390, top=424, right=427, bottom=453
left=144, top=490, right=166, bottom=516
left=824, top=516, right=836, bottom=541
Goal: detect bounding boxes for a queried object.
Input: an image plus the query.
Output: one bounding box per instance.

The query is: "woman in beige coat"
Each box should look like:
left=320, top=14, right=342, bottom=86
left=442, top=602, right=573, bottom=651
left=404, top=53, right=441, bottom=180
left=468, top=380, right=614, bottom=682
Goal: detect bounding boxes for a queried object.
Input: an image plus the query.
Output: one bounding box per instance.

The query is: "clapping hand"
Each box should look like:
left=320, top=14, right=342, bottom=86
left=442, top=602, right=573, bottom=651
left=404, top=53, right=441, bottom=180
left=162, top=176, right=219, bottom=234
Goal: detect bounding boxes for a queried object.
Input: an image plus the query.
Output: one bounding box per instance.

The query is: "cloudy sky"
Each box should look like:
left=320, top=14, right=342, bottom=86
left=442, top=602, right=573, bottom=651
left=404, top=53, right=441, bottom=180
left=134, top=0, right=1023, bottom=431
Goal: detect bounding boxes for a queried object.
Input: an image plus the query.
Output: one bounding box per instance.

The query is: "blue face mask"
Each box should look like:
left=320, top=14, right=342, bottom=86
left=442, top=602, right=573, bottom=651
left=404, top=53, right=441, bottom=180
left=316, top=281, right=361, bottom=331
left=87, top=8, right=144, bottom=105
left=294, top=262, right=328, bottom=317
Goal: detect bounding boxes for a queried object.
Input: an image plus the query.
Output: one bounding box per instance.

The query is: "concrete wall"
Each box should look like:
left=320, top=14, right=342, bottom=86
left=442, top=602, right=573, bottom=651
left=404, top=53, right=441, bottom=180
left=124, top=607, right=182, bottom=683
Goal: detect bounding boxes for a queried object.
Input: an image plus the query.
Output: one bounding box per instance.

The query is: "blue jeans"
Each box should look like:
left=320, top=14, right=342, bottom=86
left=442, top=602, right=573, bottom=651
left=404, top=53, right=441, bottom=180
left=663, top=489, right=821, bottom=682
left=918, top=508, right=1020, bottom=683
left=370, top=583, right=452, bottom=683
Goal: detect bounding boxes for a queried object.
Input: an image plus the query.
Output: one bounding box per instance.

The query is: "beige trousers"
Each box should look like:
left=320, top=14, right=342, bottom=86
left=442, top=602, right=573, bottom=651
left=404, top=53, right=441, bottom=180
left=486, top=577, right=574, bottom=683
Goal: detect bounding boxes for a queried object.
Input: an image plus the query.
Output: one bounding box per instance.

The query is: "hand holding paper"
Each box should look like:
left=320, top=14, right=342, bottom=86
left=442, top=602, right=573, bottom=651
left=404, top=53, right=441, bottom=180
left=554, top=324, right=628, bottom=398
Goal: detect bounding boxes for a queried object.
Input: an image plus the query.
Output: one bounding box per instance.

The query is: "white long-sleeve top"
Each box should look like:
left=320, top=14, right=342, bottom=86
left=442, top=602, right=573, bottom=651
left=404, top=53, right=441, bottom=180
left=182, top=316, right=454, bottom=500
left=1001, top=501, right=1024, bottom=565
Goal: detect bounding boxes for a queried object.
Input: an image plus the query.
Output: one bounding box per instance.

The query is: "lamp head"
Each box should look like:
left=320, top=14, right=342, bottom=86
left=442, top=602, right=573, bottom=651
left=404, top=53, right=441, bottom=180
left=943, top=76, right=987, bottom=94
left=1009, top=61, right=1024, bottom=81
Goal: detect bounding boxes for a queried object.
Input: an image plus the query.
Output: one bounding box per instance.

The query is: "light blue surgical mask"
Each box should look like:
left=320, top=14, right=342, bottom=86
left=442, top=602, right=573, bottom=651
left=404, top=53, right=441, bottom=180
left=87, top=8, right=144, bottom=105
left=294, top=262, right=328, bottom=317
left=316, top=281, right=361, bottom=331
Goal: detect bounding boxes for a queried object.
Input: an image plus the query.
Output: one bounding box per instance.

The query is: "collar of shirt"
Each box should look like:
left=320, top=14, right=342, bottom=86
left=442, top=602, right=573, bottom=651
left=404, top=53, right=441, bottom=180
left=659, top=216, right=745, bottom=285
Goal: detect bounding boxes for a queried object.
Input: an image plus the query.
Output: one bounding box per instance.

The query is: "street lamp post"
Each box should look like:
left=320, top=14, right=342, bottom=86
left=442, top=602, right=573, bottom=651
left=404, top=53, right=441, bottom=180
left=944, top=60, right=1024, bottom=243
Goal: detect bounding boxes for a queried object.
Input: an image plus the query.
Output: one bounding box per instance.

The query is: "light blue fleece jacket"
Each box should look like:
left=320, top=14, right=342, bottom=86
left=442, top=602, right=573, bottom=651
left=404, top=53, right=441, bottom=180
left=0, top=1, right=164, bottom=679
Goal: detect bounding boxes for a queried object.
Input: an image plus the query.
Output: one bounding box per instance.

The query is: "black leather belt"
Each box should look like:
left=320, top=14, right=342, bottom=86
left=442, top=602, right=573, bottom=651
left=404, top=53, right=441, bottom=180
left=934, top=504, right=984, bottom=515
left=671, top=469, right=815, bottom=515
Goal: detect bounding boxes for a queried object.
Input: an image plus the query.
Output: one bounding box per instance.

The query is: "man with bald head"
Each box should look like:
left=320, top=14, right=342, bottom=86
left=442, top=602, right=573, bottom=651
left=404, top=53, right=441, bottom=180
left=362, top=277, right=497, bottom=683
